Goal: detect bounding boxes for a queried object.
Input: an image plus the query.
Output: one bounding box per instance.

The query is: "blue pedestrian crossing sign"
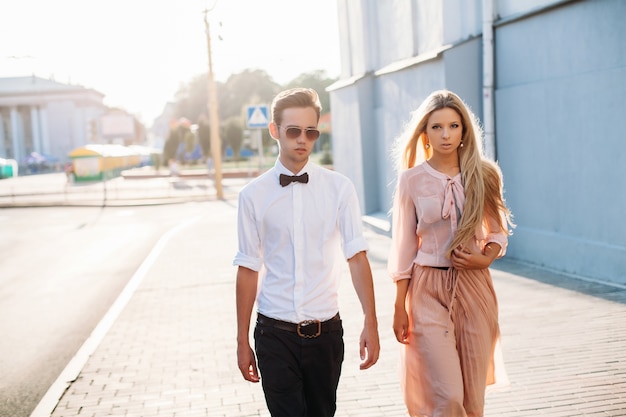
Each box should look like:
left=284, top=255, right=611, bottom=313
left=246, top=105, right=270, bottom=129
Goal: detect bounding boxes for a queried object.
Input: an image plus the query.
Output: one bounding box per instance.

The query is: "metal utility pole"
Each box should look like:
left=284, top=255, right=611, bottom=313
left=204, top=7, right=224, bottom=199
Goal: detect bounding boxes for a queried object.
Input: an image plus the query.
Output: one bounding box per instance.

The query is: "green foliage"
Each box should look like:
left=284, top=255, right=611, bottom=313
left=319, top=142, right=334, bottom=165
left=221, top=70, right=281, bottom=120
left=162, top=125, right=182, bottom=162
left=174, top=75, right=209, bottom=122
left=169, top=69, right=339, bottom=163
left=173, top=69, right=337, bottom=125
left=222, top=117, right=244, bottom=159
left=183, top=129, right=195, bottom=153
left=284, top=70, right=338, bottom=113
left=197, top=116, right=211, bottom=156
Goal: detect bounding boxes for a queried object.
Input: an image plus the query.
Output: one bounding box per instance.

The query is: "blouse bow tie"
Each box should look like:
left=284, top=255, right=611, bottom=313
left=280, top=173, right=309, bottom=187
left=442, top=177, right=465, bottom=227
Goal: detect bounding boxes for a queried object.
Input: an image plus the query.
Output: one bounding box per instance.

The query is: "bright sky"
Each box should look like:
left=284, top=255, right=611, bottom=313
left=0, top=0, right=341, bottom=124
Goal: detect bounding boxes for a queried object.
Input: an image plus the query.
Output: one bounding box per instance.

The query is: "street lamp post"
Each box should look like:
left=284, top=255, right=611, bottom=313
left=203, top=7, right=224, bottom=199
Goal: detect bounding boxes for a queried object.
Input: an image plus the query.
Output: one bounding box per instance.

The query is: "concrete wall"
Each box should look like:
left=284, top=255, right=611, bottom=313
left=375, top=59, right=446, bottom=215
left=330, top=0, right=626, bottom=284
left=329, top=77, right=370, bottom=212
left=494, top=0, right=626, bottom=284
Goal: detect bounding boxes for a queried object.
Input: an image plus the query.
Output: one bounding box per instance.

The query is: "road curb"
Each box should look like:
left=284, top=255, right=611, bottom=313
left=28, top=216, right=202, bottom=417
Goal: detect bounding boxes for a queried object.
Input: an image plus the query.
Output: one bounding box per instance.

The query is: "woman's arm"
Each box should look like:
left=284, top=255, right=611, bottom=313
left=392, top=278, right=411, bottom=344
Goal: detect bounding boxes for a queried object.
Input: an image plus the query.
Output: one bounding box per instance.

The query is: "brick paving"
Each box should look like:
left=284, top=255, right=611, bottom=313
left=485, top=261, right=626, bottom=416
left=19, top=173, right=626, bottom=417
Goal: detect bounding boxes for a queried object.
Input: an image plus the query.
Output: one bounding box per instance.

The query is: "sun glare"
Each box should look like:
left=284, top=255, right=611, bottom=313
left=0, top=0, right=340, bottom=122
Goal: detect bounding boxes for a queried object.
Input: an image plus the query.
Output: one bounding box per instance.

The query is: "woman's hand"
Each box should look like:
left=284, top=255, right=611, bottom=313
left=393, top=304, right=410, bottom=344
left=451, top=243, right=500, bottom=270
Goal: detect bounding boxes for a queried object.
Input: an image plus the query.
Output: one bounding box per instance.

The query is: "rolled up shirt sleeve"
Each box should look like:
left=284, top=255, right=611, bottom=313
left=340, top=181, right=369, bottom=259
left=482, top=211, right=509, bottom=258
left=233, top=191, right=263, bottom=271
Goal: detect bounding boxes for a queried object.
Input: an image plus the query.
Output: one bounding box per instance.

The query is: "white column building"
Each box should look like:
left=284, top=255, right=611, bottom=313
left=0, top=76, right=106, bottom=166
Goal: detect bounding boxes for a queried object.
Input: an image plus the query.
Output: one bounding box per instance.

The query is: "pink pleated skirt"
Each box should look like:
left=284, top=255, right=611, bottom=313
left=400, top=265, right=508, bottom=417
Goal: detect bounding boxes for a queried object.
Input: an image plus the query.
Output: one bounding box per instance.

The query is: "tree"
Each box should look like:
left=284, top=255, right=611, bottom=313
left=172, top=69, right=280, bottom=125
left=173, top=76, right=209, bottom=123
left=221, top=69, right=281, bottom=120
left=197, top=114, right=211, bottom=157
left=284, top=70, right=338, bottom=113
left=172, top=69, right=339, bottom=128
left=162, top=120, right=182, bottom=163
left=169, top=68, right=338, bottom=160
left=222, top=116, right=244, bottom=160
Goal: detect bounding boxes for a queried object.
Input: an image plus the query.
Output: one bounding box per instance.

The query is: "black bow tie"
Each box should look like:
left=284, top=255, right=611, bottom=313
left=280, top=173, right=309, bottom=187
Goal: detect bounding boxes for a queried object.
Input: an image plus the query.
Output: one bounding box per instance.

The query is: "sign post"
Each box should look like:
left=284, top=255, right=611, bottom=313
left=246, top=105, right=270, bottom=172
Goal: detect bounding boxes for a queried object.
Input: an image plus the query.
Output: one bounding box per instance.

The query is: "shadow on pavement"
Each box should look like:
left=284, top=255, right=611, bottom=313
left=492, top=258, right=626, bottom=305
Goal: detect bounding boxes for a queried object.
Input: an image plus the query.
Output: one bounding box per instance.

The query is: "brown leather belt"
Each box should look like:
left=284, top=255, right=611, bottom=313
left=257, top=313, right=342, bottom=338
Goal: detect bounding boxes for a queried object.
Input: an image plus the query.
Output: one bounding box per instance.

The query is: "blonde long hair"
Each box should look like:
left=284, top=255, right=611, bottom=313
left=392, top=90, right=514, bottom=257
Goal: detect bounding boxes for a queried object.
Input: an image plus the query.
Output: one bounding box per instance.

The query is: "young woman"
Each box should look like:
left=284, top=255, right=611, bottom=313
left=388, top=90, right=514, bottom=417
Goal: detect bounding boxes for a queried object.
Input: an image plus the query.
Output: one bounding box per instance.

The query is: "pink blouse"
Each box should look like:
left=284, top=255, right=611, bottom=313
left=388, top=162, right=508, bottom=282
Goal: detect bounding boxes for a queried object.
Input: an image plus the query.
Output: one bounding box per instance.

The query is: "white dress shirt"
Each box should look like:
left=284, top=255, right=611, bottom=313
left=233, top=159, right=369, bottom=323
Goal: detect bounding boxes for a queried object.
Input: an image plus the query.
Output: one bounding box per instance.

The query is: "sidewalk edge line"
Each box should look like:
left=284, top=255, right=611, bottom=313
left=29, top=215, right=203, bottom=417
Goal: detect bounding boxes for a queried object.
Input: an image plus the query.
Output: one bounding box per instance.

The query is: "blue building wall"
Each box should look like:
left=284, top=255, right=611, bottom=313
left=329, top=0, right=626, bottom=285
left=494, top=0, right=626, bottom=284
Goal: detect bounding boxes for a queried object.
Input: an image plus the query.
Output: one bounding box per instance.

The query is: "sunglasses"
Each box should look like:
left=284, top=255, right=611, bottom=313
left=278, top=125, right=320, bottom=141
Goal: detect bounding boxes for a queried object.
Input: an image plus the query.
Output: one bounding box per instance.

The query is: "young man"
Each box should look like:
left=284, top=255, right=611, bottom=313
left=234, top=88, right=380, bottom=417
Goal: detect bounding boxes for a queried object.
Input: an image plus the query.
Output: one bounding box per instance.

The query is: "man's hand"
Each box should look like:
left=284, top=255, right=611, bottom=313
left=359, top=320, right=380, bottom=370
left=237, top=342, right=260, bottom=382
left=347, top=251, right=380, bottom=370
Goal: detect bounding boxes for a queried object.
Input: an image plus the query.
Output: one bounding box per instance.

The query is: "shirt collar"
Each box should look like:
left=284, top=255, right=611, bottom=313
left=274, top=158, right=313, bottom=178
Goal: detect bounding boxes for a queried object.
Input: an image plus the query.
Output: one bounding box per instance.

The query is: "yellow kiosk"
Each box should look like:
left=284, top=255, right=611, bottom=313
left=68, top=144, right=141, bottom=182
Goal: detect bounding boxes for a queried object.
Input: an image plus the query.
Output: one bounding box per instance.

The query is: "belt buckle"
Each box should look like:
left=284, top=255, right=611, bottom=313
left=297, top=319, right=321, bottom=338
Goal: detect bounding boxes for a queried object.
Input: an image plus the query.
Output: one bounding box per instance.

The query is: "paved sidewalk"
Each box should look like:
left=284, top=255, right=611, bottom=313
left=21, top=180, right=626, bottom=416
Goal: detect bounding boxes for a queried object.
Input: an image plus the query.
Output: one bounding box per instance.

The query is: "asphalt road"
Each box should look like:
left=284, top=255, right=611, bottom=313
left=0, top=203, right=212, bottom=417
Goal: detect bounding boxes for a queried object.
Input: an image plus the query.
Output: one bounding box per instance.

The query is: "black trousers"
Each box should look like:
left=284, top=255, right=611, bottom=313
left=254, top=321, right=344, bottom=417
